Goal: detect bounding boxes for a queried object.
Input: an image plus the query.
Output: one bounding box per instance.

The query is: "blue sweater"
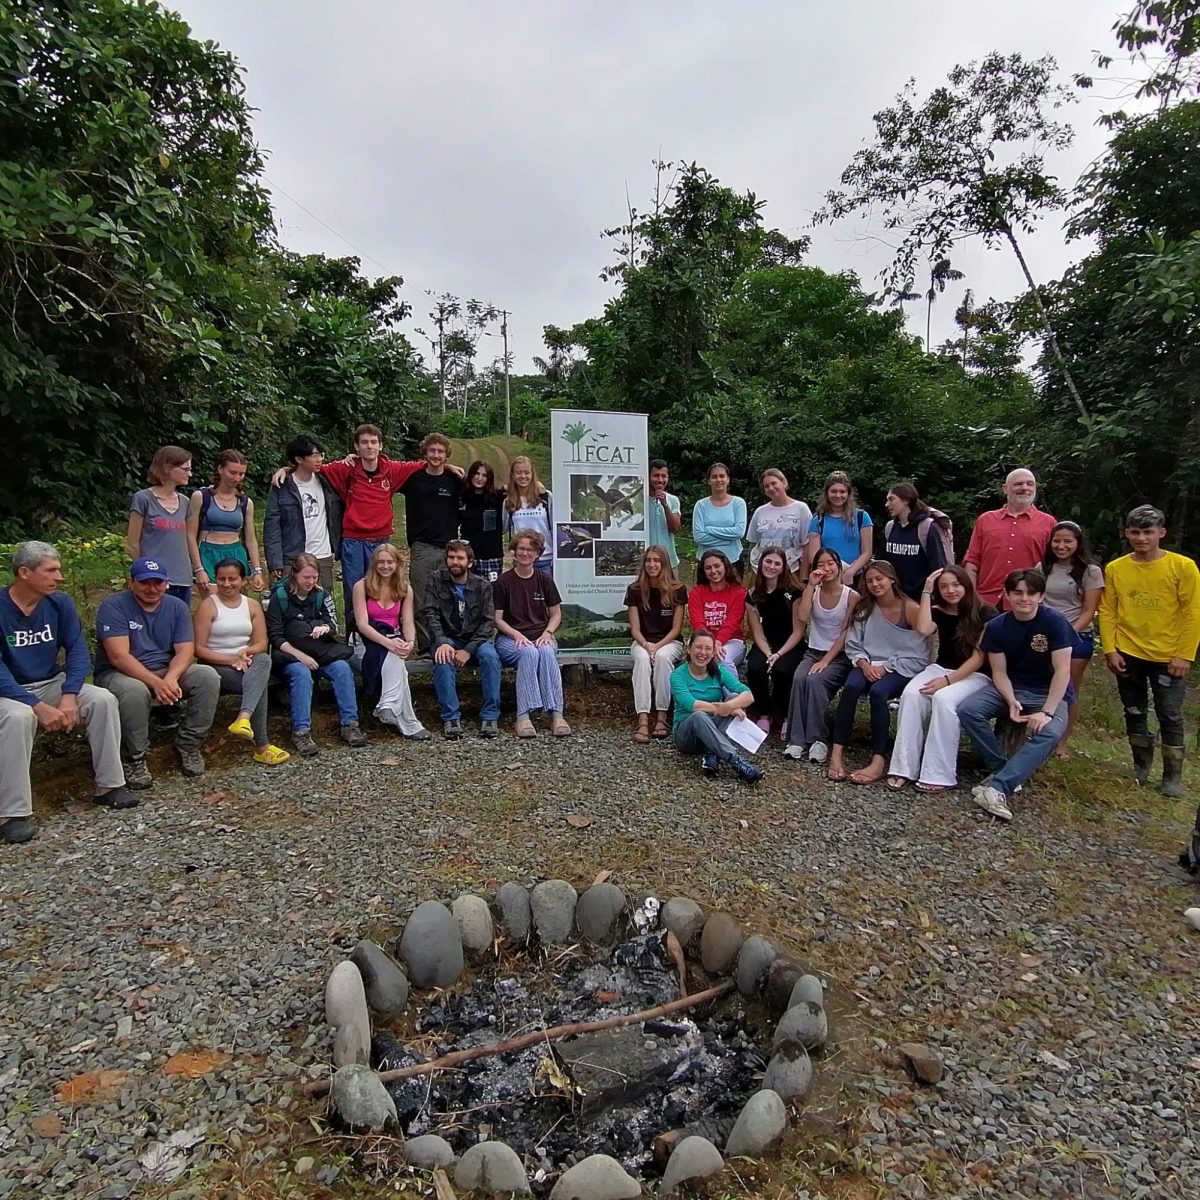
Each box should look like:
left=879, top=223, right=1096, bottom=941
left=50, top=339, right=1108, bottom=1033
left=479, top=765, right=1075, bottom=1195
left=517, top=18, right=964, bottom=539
left=0, top=588, right=90, bottom=705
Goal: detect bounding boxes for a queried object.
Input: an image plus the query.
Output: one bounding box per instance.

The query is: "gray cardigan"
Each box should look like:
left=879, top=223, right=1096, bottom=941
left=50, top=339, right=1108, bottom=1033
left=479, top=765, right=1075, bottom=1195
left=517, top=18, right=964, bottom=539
left=845, top=606, right=932, bottom=678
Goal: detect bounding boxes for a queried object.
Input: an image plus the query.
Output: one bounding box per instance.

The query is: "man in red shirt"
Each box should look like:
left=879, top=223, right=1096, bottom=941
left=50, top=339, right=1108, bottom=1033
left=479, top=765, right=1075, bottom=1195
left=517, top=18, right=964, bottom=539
left=963, top=468, right=1057, bottom=607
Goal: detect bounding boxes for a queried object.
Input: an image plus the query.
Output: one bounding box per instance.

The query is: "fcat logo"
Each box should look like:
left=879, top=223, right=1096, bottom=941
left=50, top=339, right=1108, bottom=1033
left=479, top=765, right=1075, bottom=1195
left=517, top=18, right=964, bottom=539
left=7, top=623, right=53, bottom=648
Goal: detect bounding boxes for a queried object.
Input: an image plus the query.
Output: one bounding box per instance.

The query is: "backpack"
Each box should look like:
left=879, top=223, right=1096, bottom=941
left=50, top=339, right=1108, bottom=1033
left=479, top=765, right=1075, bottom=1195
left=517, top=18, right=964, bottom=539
left=817, top=509, right=865, bottom=540
left=199, top=487, right=249, bottom=528
left=885, top=509, right=956, bottom=565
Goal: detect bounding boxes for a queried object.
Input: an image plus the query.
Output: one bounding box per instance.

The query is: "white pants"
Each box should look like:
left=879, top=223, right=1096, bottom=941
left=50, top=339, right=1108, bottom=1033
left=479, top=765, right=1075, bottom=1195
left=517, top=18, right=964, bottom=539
left=375, top=657, right=426, bottom=736
left=630, top=640, right=684, bottom=714
left=888, top=664, right=991, bottom=787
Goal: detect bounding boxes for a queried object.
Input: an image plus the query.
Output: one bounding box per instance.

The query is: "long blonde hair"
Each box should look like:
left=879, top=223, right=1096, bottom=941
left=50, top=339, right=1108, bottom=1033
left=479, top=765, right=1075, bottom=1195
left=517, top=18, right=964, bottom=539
left=364, top=543, right=408, bottom=603
left=631, top=546, right=686, bottom=609
left=505, top=455, right=548, bottom=513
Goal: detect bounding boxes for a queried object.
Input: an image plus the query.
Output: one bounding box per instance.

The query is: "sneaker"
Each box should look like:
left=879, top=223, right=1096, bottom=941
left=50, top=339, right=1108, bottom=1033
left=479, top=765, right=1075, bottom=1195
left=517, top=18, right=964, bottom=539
left=374, top=707, right=399, bottom=729
left=406, top=727, right=431, bottom=742
left=479, top=719, right=500, bottom=739
left=253, top=744, right=291, bottom=766
left=808, top=741, right=829, bottom=764
left=782, top=744, right=807, bottom=761
left=779, top=722, right=789, bottom=742
left=971, top=784, right=1013, bottom=821
left=443, top=720, right=463, bottom=740
left=0, top=817, right=35, bottom=844
left=293, top=730, right=319, bottom=758
left=339, top=723, right=368, bottom=748
left=93, top=787, right=139, bottom=810
left=227, top=716, right=254, bottom=742
left=176, top=746, right=206, bottom=777
left=122, top=758, right=153, bottom=790
left=730, top=753, right=765, bottom=785
left=701, top=753, right=720, bottom=777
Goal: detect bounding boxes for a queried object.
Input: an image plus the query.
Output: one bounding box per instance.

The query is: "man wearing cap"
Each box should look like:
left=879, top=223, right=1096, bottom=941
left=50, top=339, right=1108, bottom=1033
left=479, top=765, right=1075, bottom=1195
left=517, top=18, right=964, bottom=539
left=93, top=557, right=220, bottom=785
left=0, top=541, right=138, bottom=844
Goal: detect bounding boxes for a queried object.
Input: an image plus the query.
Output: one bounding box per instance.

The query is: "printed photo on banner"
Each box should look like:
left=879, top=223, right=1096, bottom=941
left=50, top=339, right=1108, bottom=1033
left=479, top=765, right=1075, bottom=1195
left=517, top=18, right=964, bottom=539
left=556, top=523, right=599, bottom=560
left=596, top=540, right=644, bottom=576
left=569, top=474, right=645, bottom=532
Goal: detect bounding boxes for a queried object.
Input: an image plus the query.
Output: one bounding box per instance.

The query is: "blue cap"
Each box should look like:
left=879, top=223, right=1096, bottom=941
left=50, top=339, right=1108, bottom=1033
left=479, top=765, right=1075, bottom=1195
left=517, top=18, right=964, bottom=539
left=130, top=557, right=171, bottom=582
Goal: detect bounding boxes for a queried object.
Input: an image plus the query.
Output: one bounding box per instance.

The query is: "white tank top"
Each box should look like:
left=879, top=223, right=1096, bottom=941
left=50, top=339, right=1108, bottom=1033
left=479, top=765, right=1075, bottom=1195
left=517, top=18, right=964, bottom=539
left=207, top=594, right=252, bottom=656
left=808, top=585, right=851, bottom=653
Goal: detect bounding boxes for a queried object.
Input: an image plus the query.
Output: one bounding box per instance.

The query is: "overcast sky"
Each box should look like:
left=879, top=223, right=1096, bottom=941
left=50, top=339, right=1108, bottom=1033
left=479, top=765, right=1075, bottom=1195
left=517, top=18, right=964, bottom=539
left=178, top=0, right=1123, bottom=371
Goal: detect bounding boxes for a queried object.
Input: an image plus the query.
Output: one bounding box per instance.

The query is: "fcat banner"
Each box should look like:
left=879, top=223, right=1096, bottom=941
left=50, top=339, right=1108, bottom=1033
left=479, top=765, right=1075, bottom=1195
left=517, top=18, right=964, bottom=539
left=550, top=408, right=649, bottom=657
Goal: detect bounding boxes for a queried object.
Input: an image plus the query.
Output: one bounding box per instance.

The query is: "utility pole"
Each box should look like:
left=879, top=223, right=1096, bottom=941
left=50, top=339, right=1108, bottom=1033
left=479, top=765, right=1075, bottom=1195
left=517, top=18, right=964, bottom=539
left=501, top=310, right=512, bottom=436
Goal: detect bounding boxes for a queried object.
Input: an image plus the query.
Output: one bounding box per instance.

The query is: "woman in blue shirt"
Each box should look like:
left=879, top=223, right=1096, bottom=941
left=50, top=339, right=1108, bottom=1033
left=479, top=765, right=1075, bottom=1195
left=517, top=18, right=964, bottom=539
left=807, top=470, right=873, bottom=585
left=669, top=630, right=763, bottom=785
left=692, top=463, right=748, bottom=579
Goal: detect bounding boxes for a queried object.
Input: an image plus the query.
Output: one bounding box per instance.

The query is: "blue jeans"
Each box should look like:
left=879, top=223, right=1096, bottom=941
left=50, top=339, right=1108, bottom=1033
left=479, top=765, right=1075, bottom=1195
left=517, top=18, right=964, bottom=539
left=831, top=667, right=909, bottom=755
left=673, top=711, right=738, bottom=761
left=281, top=659, right=359, bottom=730
left=958, top=682, right=1068, bottom=798
left=340, top=537, right=385, bottom=630
left=432, top=640, right=501, bottom=722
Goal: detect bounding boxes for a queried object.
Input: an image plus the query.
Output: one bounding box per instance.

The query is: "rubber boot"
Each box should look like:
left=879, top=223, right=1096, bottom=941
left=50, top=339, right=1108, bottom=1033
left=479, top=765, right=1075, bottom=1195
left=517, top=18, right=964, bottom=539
left=1129, top=734, right=1156, bottom=785
left=1178, top=805, right=1200, bottom=875
left=1161, top=744, right=1185, bottom=799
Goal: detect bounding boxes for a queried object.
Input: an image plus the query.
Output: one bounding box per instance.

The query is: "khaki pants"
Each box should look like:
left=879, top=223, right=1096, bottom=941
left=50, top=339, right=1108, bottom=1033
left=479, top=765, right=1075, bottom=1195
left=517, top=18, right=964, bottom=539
left=95, top=664, right=220, bottom=761
left=408, top=541, right=445, bottom=653
left=0, top=676, right=125, bottom=819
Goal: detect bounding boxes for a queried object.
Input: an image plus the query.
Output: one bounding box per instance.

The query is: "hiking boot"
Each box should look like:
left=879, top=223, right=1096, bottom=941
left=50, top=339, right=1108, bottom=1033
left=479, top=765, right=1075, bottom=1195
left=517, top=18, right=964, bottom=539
left=1161, top=744, right=1185, bottom=799
left=176, top=746, right=206, bottom=778
left=152, top=705, right=181, bottom=733
left=730, top=754, right=764, bottom=786
left=293, top=730, right=319, bottom=758
left=0, top=817, right=35, bottom=844
left=479, top=719, right=500, bottom=739
left=339, top=723, right=368, bottom=748
left=808, top=741, right=829, bottom=764
left=971, top=784, right=1013, bottom=821
left=405, top=727, right=431, bottom=741
left=443, top=720, right=463, bottom=740
left=701, top=753, right=720, bottom=778
left=1129, top=733, right=1156, bottom=785
left=93, top=787, right=139, bottom=810
left=122, top=757, right=153, bottom=790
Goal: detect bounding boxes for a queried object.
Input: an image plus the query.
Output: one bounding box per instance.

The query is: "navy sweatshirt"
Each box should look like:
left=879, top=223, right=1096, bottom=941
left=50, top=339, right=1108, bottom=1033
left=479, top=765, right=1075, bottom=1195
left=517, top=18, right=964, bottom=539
left=0, top=588, right=90, bottom=704
left=882, top=511, right=948, bottom=599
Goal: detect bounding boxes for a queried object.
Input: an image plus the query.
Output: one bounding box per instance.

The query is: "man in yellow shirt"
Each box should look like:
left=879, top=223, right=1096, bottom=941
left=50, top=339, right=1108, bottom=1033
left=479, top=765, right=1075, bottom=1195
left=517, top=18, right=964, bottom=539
left=1099, top=506, right=1200, bottom=814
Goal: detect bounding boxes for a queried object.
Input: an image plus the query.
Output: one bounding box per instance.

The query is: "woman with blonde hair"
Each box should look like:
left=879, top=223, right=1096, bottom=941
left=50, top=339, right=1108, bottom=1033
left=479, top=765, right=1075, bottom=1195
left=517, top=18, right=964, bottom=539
left=626, top=545, right=688, bottom=741
left=186, top=449, right=265, bottom=597
left=127, top=445, right=194, bottom=603
left=746, top=468, right=812, bottom=574
left=352, top=543, right=428, bottom=740
left=503, top=455, right=553, bottom=573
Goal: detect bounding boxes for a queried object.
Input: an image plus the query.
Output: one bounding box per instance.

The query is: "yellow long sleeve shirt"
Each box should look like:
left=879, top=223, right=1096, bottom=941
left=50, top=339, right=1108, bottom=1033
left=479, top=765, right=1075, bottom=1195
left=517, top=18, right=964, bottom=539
left=1098, top=551, right=1200, bottom=662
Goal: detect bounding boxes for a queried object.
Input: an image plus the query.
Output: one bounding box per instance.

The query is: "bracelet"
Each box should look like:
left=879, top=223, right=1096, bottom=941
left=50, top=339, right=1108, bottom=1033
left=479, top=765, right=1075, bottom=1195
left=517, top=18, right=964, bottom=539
left=194, top=568, right=208, bottom=579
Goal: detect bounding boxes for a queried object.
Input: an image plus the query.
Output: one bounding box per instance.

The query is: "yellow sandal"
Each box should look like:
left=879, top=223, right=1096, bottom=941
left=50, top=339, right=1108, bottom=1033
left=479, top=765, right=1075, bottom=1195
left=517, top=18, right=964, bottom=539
left=228, top=716, right=255, bottom=741
left=254, top=744, right=291, bottom=766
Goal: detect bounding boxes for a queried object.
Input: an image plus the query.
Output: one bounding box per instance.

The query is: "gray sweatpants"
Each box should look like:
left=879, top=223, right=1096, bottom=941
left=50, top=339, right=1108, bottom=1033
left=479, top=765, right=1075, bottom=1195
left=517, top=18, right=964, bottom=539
left=409, top=540, right=445, bottom=654
left=0, top=676, right=125, bottom=818
left=213, top=653, right=273, bottom=746
left=95, top=664, right=221, bottom=760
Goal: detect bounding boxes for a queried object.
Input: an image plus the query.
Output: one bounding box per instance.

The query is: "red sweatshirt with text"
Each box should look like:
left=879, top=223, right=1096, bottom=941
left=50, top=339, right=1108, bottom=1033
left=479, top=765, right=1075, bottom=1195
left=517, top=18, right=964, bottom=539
left=687, top=582, right=748, bottom=644
left=320, top=456, right=423, bottom=542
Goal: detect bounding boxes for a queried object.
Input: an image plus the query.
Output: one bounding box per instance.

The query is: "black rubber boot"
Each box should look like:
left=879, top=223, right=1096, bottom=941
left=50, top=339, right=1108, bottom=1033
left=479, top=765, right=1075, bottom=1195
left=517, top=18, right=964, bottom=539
left=1178, top=805, right=1200, bottom=875
left=1129, top=734, right=1156, bottom=785
left=1161, top=744, right=1185, bottom=799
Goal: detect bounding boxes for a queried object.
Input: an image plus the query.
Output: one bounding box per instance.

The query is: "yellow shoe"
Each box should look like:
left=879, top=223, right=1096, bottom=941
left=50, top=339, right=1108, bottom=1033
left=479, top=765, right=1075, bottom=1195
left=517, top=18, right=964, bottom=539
left=254, top=744, right=291, bottom=766
left=228, top=717, right=255, bottom=742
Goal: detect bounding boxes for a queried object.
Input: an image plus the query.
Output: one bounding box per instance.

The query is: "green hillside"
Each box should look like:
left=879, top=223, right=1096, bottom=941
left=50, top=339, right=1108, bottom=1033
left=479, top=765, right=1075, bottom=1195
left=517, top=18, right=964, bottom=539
left=448, top=436, right=550, bottom=485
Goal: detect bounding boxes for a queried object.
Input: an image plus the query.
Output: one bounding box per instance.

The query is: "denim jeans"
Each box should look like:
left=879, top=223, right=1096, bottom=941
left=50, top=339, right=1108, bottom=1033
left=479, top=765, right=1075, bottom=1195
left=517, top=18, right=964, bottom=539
left=958, top=681, right=1068, bottom=798
left=281, top=659, right=359, bottom=730
left=1115, top=654, right=1187, bottom=746
left=432, top=640, right=501, bottom=722
left=340, top=537, right=385, bottom=632
left=673, top=711, right=738, bottom=761
left=831, top=667, right=909, bottom=755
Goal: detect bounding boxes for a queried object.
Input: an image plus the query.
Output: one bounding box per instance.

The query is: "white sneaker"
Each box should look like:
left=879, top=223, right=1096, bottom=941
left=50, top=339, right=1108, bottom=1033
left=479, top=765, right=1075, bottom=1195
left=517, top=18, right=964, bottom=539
left=782, top=744, right=806, bottom=760
left=971, top=784, right=1013, bottom=821
left=808, top=741, right=829, bottom=764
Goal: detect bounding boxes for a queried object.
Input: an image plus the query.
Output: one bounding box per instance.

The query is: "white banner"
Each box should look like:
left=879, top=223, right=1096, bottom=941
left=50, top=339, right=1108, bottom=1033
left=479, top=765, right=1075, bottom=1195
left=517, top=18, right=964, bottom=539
left=550, top=408, right=649, bottom=655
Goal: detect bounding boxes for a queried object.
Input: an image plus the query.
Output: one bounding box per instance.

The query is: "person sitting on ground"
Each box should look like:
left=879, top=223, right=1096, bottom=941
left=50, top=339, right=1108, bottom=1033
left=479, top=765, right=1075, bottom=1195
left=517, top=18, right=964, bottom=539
left=784, top=548, right=859, bottom=765
left=0, top=541, right=137, bottom=844
left=1098, top=504, right=1200, bottom=801
left=493, top=531, right=569, bottom=737
left=886, top=566, right=996, bottom=792
left=263, top=435, right=343, bottom=595
left=745, top=546, right=805, bottom=737
left=459, top=459, right=506, bottom=583
left=422, top=539, right=501, bottom=740
left=627, top=545, right=687, bottom=743
left=502, top=457, right=554, bottom=573
left=687, top=550, right=748, bottom=670
left=669, top=630, right=763, bottom=785
left=827, top=560, right=931, bottom=785
left=958, top=568, right=1075, bottom=821
left=1038, top=521, right=1104, bottom=761
left=880, top=482, right=949, bottom=600
left=191, top=558, right=290, bottom=767
left=186, top=449, right=265, bottom=598
left=746, top=469, right=812, bottom=575
left=267, top=554, right=365, bottom=757
left=806, top=470, right=873, bottom=586
left=94, top=557, right=221, bottom=784
left=692, top=462, right=748, bottom=577
left=352, top=544, right=429, bottom=741
left=127, top=445, right=194, bottom=604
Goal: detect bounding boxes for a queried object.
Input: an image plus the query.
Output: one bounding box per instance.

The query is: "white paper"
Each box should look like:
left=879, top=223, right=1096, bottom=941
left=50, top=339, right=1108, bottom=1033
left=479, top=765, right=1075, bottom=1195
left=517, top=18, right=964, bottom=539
left=725, top=716, right=767, bottom=755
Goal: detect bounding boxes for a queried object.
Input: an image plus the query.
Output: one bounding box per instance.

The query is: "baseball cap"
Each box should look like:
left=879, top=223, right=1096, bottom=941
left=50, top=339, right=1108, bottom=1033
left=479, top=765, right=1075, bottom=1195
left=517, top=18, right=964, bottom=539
left=131, top=557, right=171, bottom=582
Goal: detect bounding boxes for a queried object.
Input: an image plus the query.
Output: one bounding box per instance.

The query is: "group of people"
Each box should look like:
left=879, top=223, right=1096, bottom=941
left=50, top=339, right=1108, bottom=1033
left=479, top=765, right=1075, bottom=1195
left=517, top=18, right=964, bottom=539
left=1, top=433, right=1197, bottom=866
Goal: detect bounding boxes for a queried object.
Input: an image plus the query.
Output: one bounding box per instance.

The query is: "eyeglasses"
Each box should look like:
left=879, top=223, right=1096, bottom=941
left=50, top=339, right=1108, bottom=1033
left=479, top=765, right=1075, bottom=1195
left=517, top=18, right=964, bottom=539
left=446, top=539, right=472, bottom=549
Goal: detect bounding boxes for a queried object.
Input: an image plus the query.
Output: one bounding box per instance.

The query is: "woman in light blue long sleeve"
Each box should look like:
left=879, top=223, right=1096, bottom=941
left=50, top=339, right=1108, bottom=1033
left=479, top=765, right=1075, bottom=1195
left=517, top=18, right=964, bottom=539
left=692, top=462, right=748, bottom=579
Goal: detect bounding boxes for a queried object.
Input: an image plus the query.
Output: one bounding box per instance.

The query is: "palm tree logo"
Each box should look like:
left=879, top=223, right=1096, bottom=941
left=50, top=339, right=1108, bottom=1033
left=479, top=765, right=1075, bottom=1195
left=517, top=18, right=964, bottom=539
left=563, top=421, right=592, bottom=461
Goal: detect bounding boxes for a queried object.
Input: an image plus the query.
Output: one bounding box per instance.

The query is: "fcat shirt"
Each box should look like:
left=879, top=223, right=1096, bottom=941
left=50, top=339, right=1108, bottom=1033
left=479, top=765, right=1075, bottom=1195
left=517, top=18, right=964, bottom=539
left=1099, top=552, right=1200, bottom=663
left=402, top=469, right=463, bottom=546
left=94, top=592, right=193, bottom=674
left=980, top=605, right=1075, bottom=692
left=294, top=475, right=332, bottom=559
left=493, top=569, right=562, bottom=640
left=624, top=583, right=687, bottom=643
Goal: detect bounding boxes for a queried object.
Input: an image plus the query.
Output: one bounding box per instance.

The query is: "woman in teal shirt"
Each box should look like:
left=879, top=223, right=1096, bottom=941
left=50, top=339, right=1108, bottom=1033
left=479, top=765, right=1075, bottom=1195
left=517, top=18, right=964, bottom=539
left=670, top=630, right=763, bottom=785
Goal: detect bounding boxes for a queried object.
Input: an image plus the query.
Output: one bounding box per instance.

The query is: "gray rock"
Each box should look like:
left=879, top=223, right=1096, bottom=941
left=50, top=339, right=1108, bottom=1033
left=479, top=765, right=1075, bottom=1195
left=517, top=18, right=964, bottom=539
left=735, top=935, right=777, bottom=997
left=762, top=1040, right=814, bottom=1100
left=324, top=961, right=370, bottom=1061
left=788, top=973, right=825, bottom=1010
left=495, top=882, right=532, bottom=941
left=660, top=1135, right=724, bottom=1195
left=329, top=1064, right=396, bottom=1132
left=398, top=900, right=465, bottom=989
left=454, top=1141, right=531, bottom=1195
left=660, top=896, right=705, bottom=947
left=897, top=1042, right=944, bottom=1085
left=725, top=1088, right=788, bottom=1157
left=332, top=1023, right=367, bottom=1067
left=773, top=1000, right=827, bottom=1051
left=404, top=1133, right=456, bottom=1169
left=699, top=912, right=745, bottom=974
left=765, top=957, right=807, bottom=1015
left=530, top=879, right=578, bottom=944
left=350, top=940, right=410, bottom=1017
left=549, top=1153, right=641, bottom=1200
left=575, top=883, right=627, bottom=944
left=1185, top=906, right=1200, bottom=932
left=451, top=894, right=495, bottom=958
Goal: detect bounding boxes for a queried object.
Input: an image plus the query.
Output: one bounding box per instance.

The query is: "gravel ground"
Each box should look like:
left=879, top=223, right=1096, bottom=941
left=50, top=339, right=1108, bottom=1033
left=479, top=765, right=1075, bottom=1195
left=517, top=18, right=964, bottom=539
left=2, top=676, right=1198, bottom=1199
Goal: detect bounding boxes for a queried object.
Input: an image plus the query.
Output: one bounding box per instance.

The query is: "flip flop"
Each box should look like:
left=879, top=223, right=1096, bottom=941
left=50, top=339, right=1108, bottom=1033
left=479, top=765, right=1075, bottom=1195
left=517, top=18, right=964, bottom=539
left=851, top=771, right=886, bottom=786
left=886, top=776, right=910, bottom=791
left=826, top=767, right=847, bottom=783
left=915, top=782, right=953, bottom=793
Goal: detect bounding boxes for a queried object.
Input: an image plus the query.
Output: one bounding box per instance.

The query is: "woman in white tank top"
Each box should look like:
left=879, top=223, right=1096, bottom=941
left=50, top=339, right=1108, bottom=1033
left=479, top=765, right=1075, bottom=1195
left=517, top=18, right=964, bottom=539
left=192, top=559, right=290, bottom=765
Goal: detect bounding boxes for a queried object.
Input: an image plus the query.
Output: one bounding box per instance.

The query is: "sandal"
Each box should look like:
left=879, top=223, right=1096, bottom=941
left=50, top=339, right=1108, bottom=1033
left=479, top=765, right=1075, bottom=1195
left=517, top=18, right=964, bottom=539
left=826, top=766, right=847, bottom=783
left=228, top=716, right=255, bottom=742
left=850, top=769, right=886, bottom=786
left=552, top=718, right=573, bottom=737
left=253, top=744, right=291, bottom=766
left=886, top=776, right=910, bottom=791
left=915, top=781, right=953, bottom=793
left=635, top=717, right=651, bottom=744
left=514, top=719, right=537, bottom=739
left=651, top=718, right=670, bottom=739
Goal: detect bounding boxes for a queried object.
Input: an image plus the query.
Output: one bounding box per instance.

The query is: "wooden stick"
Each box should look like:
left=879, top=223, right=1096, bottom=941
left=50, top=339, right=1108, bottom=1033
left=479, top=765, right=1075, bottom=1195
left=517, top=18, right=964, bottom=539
left=303, top=980, right=734, bottom=1098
